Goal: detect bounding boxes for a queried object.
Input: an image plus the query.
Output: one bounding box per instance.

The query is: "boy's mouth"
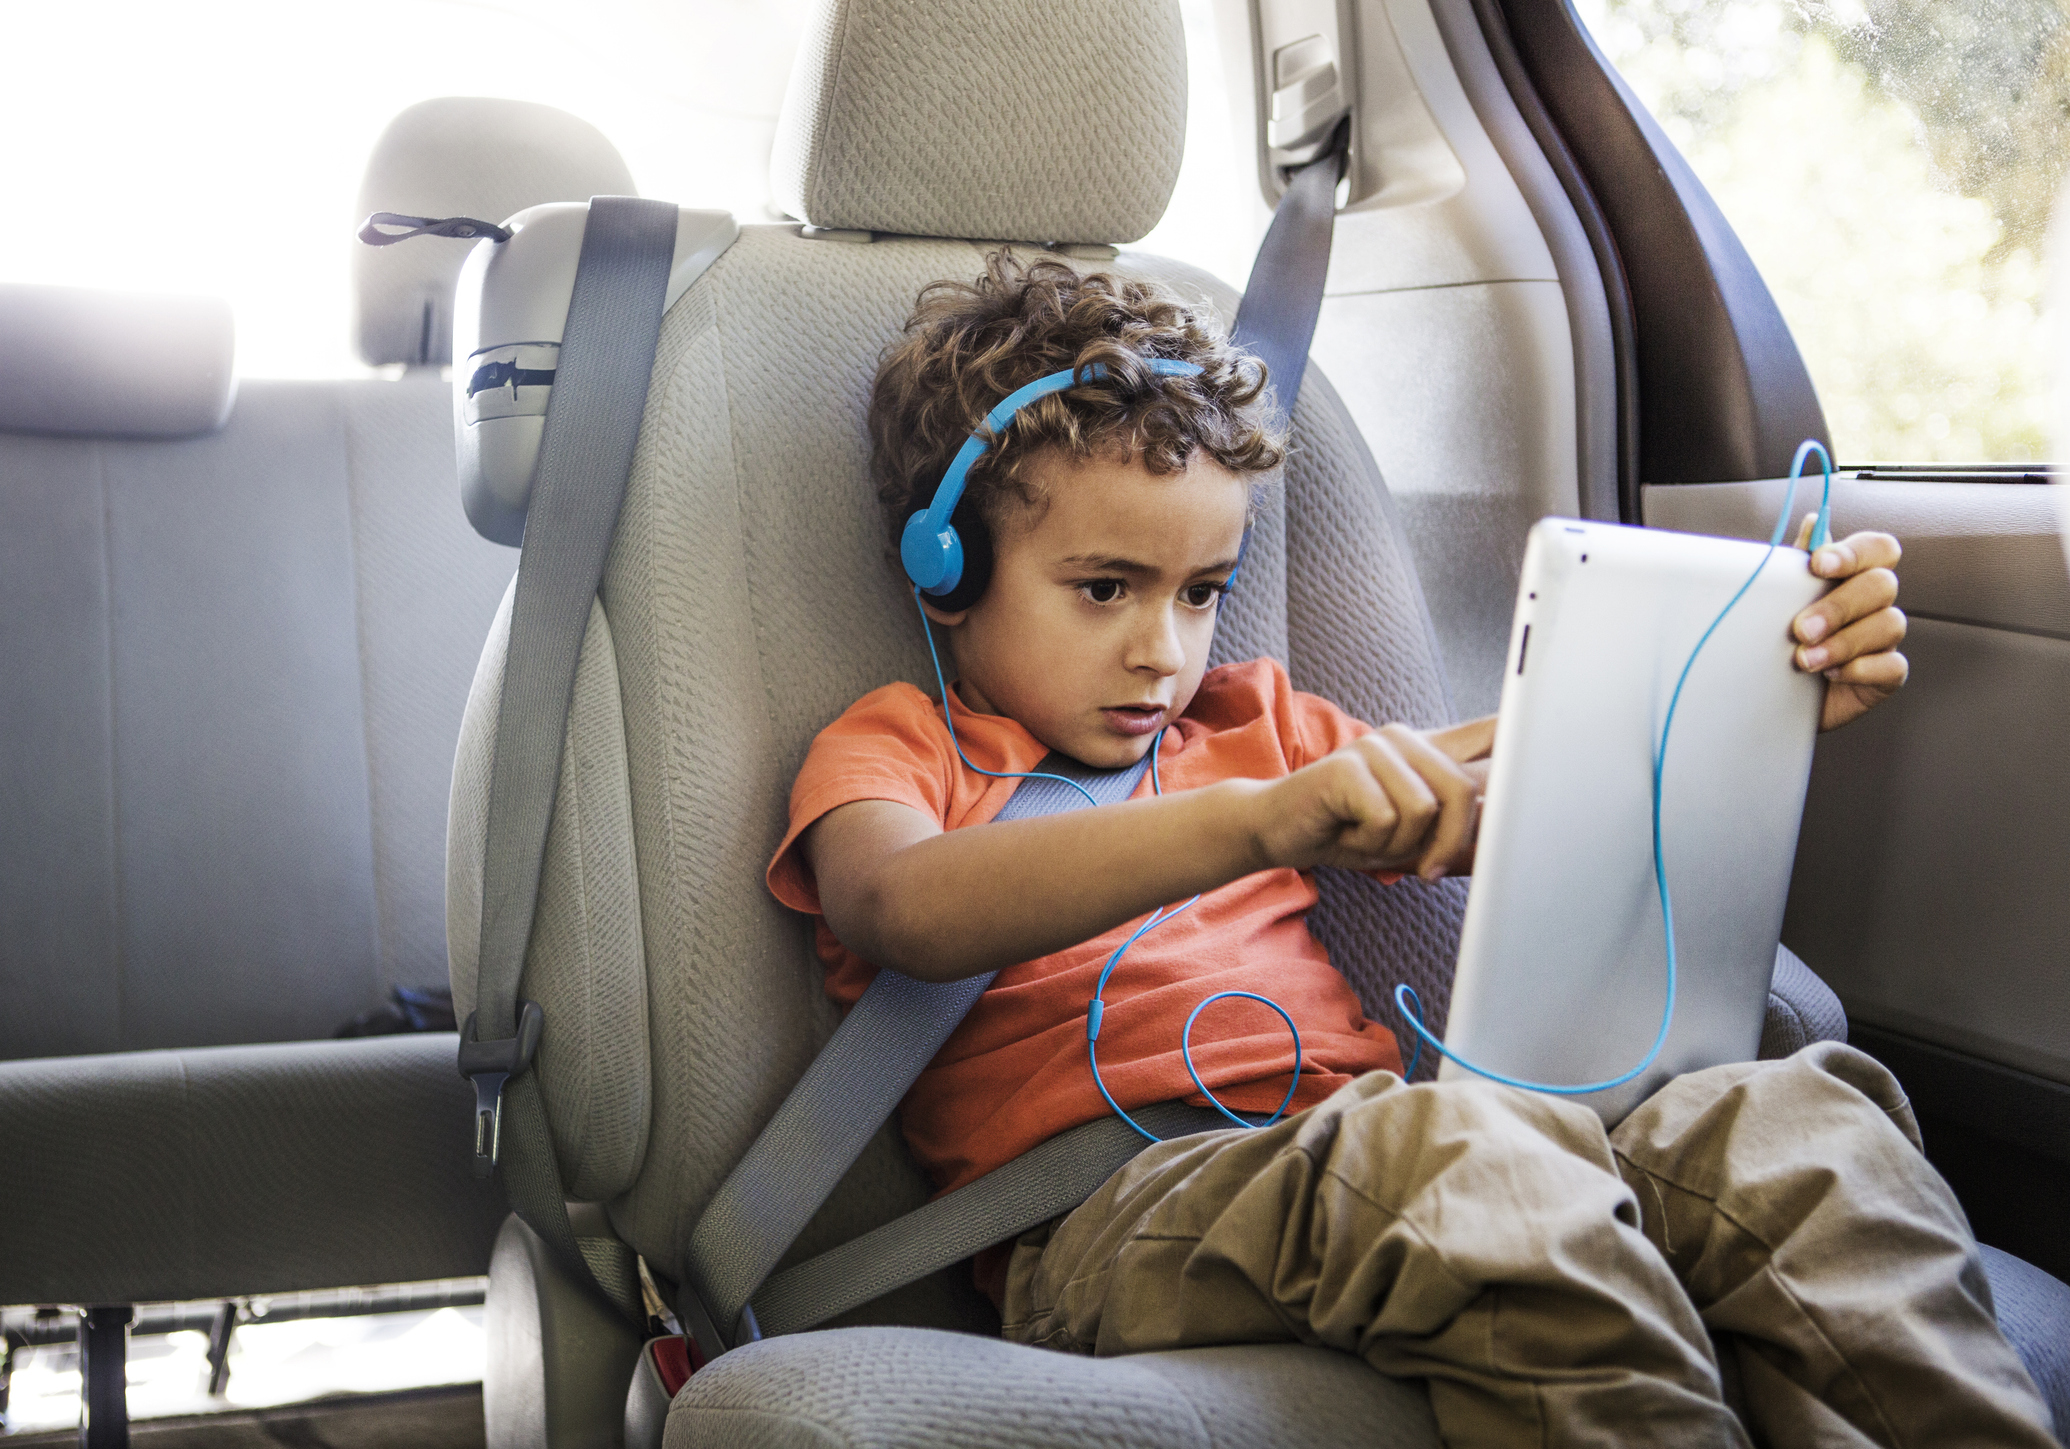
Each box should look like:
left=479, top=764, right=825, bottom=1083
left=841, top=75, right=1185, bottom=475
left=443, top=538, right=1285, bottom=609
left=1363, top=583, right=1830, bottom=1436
left=1100, top=704, right=1167, bottom=736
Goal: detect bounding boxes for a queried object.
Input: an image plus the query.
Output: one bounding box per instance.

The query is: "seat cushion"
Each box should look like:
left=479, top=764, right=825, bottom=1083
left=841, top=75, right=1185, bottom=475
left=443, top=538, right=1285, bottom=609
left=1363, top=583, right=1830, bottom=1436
left=663, top=1256, right=2070, bottom=1449
left=1983, top=1245, right=2070, bottom=1436
left=0, top=1033, right=503, bottom=1304
left=1759, top=944, right=1848, bottom=1059
left=665, top=1328, right=1439, bottom=1449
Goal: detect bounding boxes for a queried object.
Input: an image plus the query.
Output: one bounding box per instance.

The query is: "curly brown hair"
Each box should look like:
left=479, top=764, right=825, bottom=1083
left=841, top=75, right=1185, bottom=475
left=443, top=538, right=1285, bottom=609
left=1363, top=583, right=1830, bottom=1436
left=868, top=252, right=1284, bottom=602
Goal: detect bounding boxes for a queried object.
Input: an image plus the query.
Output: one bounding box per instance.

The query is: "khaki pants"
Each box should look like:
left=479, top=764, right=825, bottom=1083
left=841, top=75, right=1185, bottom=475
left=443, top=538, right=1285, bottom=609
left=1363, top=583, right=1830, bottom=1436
left=1001, top=1044, right=2055, bottom=1447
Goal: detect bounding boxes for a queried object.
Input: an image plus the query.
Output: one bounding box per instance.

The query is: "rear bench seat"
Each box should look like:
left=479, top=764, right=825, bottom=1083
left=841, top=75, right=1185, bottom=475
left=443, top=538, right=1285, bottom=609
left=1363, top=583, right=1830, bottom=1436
left=0, top=359, right=514, bottom=1054
left=1, top=93, right=636, bottom=1058
left=0, top=94, right=633, bottom=1354
left=0, top=274, right=514, bottom=1321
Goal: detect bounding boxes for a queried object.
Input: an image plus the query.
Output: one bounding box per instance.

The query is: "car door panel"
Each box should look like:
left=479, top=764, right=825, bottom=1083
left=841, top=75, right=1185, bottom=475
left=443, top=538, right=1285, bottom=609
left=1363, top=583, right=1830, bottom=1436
left=1647, top=476, right=2070, bottom=1277
left=1646, top=476, right=2070, bottom=1086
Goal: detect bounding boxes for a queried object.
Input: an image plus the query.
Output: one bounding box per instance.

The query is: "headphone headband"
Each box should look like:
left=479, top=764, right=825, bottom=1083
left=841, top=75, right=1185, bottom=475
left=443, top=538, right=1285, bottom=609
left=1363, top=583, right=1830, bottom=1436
left=900, top=358, right=1204, bottom=597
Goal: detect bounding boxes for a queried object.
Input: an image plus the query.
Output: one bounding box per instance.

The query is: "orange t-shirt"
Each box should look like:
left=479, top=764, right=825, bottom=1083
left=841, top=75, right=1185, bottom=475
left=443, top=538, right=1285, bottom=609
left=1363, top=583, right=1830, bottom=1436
left=766, top=657, right=1405, bottom=1200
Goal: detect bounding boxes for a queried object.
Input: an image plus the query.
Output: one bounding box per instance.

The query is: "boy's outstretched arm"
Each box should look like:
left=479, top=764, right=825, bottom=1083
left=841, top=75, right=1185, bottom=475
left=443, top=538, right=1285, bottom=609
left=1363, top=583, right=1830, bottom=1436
left=804, top=723, right=1486, bottom=983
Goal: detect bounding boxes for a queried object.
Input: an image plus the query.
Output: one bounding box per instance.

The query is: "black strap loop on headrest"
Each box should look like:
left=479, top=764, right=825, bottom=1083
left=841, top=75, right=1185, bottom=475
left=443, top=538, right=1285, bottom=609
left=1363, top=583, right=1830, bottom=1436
left=357, top=211, right=514, bottom=247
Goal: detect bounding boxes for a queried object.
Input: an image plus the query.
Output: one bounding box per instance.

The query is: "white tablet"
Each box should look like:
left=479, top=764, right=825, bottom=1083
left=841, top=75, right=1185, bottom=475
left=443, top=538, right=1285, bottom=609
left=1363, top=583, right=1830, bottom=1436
left=1439, top=519, right=1829, bottom=1124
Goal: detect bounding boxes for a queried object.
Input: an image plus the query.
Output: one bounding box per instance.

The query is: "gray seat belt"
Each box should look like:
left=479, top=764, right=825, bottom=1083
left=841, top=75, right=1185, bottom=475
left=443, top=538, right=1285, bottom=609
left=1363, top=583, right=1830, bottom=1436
left=749, top=1098, right=1246, bottom=1337
left=677, top=126, right=1352, bottom=1357
left=1230, top=117, right=1349, bottom=429
left=678, top=750, right=1156, bottom=1354
left=450, top=194, right=681, bottom=1321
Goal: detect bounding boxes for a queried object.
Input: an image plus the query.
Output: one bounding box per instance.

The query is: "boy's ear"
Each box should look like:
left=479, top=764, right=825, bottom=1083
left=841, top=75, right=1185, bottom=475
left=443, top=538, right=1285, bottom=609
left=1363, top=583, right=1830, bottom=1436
left=918, top=597, right=970, bottom=628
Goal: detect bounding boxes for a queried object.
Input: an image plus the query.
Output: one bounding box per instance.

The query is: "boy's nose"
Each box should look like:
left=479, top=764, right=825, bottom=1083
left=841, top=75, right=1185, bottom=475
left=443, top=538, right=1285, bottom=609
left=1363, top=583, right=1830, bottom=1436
left=1127, top=604, right=1187, bottom=676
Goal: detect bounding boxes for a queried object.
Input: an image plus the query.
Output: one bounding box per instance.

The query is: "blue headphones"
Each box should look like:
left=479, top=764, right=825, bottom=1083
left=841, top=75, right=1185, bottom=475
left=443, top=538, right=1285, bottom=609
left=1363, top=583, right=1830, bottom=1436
left=905, top=353, right=1302, bottom=1144
left=900, top=359, right=1205, bottom=610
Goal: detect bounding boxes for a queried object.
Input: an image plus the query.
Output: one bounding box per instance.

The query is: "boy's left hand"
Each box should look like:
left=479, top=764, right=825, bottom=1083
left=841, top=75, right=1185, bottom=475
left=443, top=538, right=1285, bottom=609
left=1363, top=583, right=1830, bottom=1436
left=1789, top=517, right=1908, bottom=731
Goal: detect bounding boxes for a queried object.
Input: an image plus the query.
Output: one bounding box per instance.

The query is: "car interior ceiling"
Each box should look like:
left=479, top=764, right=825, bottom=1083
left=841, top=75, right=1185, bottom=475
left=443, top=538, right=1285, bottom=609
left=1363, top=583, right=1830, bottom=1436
left=0, top=0, right=2066, bottom=1445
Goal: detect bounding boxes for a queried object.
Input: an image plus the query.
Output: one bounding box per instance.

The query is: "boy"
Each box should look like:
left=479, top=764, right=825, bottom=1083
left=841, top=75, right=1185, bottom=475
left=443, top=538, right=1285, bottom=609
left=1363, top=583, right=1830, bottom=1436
left=766, top=255, right=2053, bottom=1447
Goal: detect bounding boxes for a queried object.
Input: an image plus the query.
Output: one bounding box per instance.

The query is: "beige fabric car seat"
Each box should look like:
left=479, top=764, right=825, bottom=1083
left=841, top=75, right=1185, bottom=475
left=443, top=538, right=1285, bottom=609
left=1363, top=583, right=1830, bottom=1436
left=356, top=97, right=637, bottom=370
left=0, top=84, right=636, bottom=1378
left=445, top=2, right=1461, bottom=1444
left=450, top=1, right=2070, bottom=1444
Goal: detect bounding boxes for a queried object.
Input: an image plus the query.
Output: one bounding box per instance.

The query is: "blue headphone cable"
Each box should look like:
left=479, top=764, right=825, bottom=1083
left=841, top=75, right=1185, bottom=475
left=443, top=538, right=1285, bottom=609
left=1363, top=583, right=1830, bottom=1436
left=917, top=587, right=1304, bottom=1143
left=916, top=585, right=1101, bottom=808
left=1084, top=732, right=1305, bottom=1143
left=1389, top=440, right=1836, bottom=1095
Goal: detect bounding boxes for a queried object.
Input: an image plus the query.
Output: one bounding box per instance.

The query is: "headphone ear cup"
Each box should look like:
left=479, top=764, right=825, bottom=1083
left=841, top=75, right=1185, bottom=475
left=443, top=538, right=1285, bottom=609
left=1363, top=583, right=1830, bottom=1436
left=910, top=495, right=992, bottom=612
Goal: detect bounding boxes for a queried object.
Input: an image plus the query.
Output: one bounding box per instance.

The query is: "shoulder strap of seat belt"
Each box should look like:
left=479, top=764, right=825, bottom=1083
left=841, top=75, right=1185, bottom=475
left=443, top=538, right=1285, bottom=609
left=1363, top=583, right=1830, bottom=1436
left=676, top=130, right=1352, bottom=1358
left=457, top=194, right=680, bottom=1322
left=677, top=750, right=1153, bottom=1355
left=1231, top=117, right=1349, bottom=425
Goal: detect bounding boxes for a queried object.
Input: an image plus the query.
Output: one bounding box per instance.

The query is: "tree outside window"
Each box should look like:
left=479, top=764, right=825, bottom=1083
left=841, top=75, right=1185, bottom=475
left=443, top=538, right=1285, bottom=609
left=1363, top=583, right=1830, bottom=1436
left=1578, top=0, right=2070, bottom=463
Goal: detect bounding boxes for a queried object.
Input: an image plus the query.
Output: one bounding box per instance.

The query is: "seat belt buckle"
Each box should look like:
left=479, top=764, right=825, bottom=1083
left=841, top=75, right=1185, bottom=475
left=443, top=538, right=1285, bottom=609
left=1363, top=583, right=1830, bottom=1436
left=458, top=1001, right=545, bottom=1177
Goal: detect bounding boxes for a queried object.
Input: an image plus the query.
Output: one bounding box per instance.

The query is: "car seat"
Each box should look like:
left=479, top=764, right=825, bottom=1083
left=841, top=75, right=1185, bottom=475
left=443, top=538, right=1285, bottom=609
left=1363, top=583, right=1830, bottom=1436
left=356, top=97, right=637, bottom=371
left=444, top=2, right=2070, bottom=1443
left=0, top=94, right=645, bottom=1437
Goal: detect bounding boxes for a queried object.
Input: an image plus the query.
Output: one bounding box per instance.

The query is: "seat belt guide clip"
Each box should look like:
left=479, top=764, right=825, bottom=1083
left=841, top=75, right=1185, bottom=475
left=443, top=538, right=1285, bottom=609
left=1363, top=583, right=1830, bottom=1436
left=459, top=1001, right=544, bottom=1177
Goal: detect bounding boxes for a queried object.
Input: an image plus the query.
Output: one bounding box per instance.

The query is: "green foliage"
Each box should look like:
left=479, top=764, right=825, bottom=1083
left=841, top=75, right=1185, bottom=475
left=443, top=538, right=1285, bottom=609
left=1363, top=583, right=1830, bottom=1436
left=1579, top=0, right=2066, bottom=462
left=1823, top=0, right=2070, bottom=263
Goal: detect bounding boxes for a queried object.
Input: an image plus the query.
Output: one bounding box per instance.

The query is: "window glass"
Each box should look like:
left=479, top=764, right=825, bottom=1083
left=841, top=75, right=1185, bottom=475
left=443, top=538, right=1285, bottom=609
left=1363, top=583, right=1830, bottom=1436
left=1574, top=0, right=2068, bottom=463
left=0, top=0, right=1243, bottom=378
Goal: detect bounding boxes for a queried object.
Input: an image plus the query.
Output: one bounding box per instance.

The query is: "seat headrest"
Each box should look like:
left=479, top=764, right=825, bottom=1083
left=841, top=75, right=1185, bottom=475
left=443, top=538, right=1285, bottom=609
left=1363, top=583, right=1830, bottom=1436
left=352, top=98, right=638, bottom=367
left=770, top=0, right=1187, bottom=244
left=0, top=284, right=235, bottom=438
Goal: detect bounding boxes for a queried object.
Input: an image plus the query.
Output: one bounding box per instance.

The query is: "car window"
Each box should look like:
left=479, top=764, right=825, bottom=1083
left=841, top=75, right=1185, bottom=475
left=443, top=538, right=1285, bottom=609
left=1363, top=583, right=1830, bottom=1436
left=0, top=0, right=812, bottom=379
left=1, top=0, right=1248, bottom=380
left=1575, top=0, right=2066, bottom=465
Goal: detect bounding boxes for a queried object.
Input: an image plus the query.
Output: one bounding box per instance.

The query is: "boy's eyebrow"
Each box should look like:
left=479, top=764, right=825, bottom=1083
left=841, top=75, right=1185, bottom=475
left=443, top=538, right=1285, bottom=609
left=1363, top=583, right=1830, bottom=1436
left=1057, top=553, right=1243, bottom=577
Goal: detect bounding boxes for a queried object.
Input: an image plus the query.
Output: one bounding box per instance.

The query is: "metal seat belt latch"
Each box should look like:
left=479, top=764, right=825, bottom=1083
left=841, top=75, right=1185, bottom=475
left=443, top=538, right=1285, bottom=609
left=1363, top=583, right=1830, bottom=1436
left=458, top=1001, right=545, bottom=1177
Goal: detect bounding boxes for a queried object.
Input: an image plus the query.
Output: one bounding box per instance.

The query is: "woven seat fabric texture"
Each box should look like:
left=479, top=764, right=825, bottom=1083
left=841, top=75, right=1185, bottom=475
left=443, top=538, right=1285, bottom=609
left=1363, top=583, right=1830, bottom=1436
left=1981, top=1245, right=2070, bottom=1436
left=1759, top=942, right=1849, bottom=1059
left=770, top=0, right=1185, bottom=244
left=665, top=1329, right=1441, bottom=1449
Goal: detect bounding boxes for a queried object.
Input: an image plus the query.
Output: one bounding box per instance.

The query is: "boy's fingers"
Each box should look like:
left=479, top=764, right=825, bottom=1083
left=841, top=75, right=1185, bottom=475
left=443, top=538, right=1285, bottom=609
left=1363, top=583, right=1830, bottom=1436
left=1426, top=713, right=1496, bottom=764
left=1819, top=648, right=1910, bottom=730
left=1379, top=724, right=1481, bottom=879
left=1316, top=746, right=1398, bottom=861
left=1808, top=530, right=1900, bottom=580
left=1796, top=605, right=1907, bottom=674
left=1793, top=511, right=1816, bottom=551
left=1348, top=733, right=1439, bottom=862
left=1793, top=567, right=1899, bottom=646
left=1825, top=646, right=1910, bottom=690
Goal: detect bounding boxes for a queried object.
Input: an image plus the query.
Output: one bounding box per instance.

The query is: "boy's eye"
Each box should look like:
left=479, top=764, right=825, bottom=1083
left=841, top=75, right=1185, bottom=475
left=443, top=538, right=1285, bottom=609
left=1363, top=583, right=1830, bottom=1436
left=1083, top=579, right=1124, bottom=604
left=1182, top=582, right=1225, bottom=609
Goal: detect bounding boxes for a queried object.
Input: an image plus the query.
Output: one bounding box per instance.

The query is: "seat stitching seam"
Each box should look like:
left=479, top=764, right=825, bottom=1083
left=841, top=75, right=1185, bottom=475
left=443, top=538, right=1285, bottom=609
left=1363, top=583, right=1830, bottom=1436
left=815, top=1, right=859, bottom=215
left=565, top=654, right=595, bottom=1188
left=334, top=390, right=387, bottom=993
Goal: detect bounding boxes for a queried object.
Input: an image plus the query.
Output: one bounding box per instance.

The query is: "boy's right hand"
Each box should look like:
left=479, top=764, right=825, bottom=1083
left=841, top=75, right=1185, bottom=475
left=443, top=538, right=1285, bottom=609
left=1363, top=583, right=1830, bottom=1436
left=1249, top=716, right=1493, bottom=882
